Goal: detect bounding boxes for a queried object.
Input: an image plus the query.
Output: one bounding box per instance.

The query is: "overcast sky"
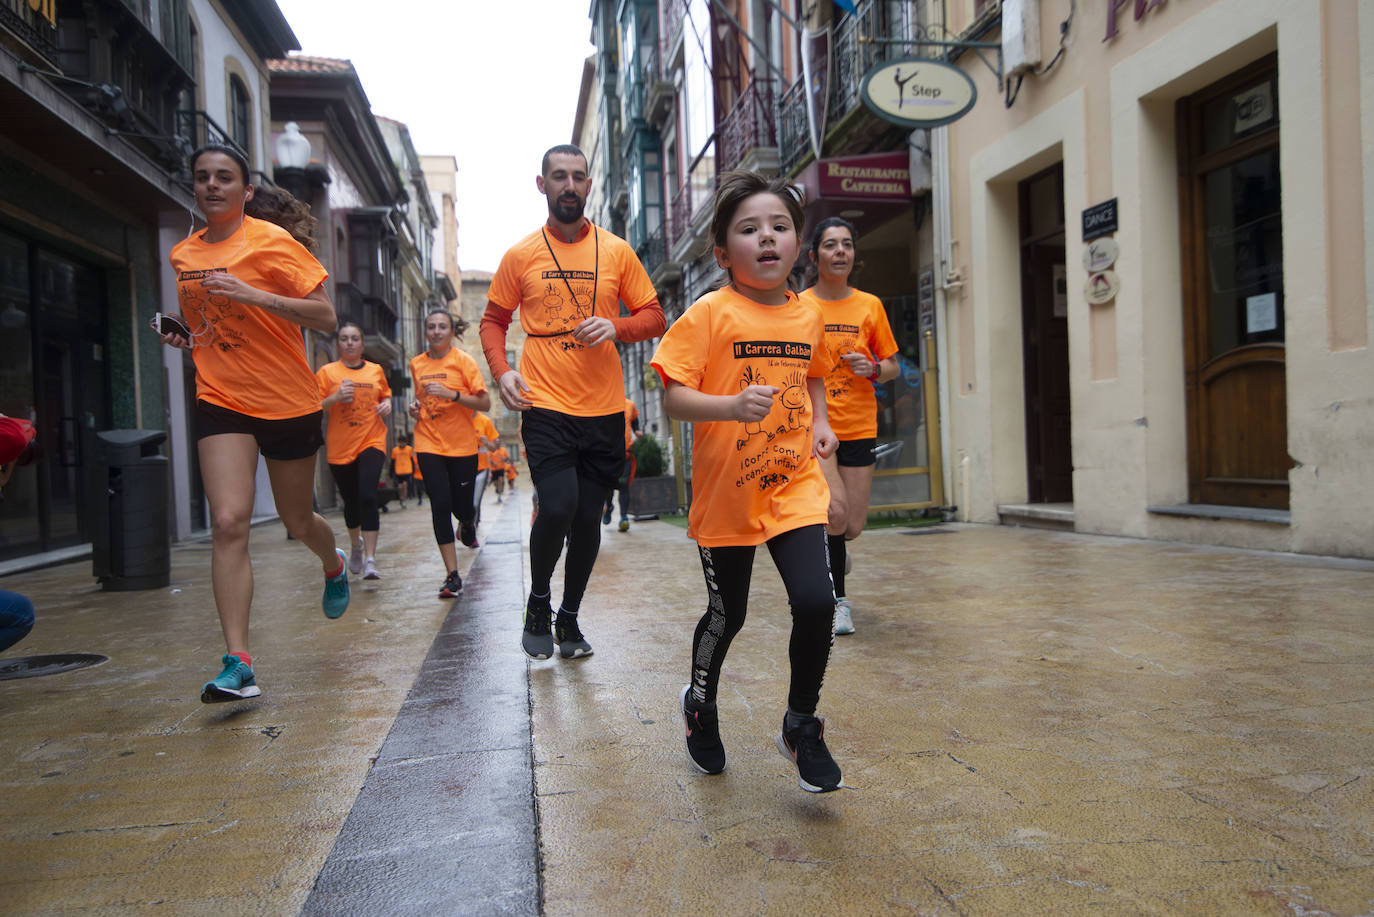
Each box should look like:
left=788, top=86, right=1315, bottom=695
left=271, top=0, right=596, bottom=273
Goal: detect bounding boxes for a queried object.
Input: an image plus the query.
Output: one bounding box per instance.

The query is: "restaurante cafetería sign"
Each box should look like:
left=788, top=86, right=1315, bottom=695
left=859, top=58, right=978, bottom=129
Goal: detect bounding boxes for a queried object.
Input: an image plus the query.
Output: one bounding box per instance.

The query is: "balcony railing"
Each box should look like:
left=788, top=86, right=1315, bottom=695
left=831, top=2, right=883, bottom=122
left=336, top=281, right=399, bottom=345
left=716, top=77, right=776, bottom=175
left=1, top=0, right=59, bottom=65
left=176, top=111, right=246, bottom=160
left=638, top=222, right=668, bottom=279
left=778, top=76, right=810, bottom=176
left=659, top=0, right=687, bottom=67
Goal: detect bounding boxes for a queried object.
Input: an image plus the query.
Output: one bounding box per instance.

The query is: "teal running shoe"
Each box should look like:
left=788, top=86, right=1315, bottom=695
left=201, top=654, right=261, bottom=703
left=322, top=547, right=350, bottom=619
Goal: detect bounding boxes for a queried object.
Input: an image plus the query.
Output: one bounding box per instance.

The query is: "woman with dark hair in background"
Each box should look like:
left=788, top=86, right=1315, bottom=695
left=408, top=309, right=491, bottom=598
left=318, top=320, right=392, bottom=580
left=799, top=216, right=899, bottom=636
left=158, top=143, right=350, bottom=703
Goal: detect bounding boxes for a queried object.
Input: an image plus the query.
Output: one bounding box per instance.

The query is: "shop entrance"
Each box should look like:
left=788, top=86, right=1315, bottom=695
left=1018, top=162, right=1072, bottom=504
left=1178, top=57, right=1287, bottom=510
left=0, top=230, right=109, bottom=560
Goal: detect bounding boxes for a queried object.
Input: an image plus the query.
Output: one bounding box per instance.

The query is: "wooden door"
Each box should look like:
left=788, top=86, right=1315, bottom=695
left=1179, top=57, right=1288, bottom=509
left=1019, top=163, right=1072, bottom=503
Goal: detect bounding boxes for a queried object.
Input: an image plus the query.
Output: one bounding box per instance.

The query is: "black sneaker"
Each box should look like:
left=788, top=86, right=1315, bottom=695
left=459, top=521, right=479, bottom=548
left=554, top=613, right=593, bottom=659
left=776, top=713, right=842, bottom=792
left=681, top=685, right=726, bottom=775
left=439, top=570, right=462, bottom=598
left=521, top=594, right=554, bottom=659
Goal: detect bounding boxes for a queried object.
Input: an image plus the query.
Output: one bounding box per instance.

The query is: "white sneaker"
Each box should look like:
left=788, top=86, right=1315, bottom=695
left=348, top=543, right=364, bottom=575
left=362, top=557, right=380, bottom=580
left=833, top=597, right=855, bottom=635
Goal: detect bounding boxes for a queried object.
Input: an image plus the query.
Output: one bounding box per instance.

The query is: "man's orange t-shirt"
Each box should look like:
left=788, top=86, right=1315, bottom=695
left=622, top=398, right=638, bottom=452
left=391, top=443, right=415, bottom=476
left=486, top=222, right=661, bottom=417
left=409, top=347, right=487, bottom=457
left=651, top=287, right=834, bottom=548
left=316, top=360, right=391, bottom=464
left=798, top=288, right=899, bottom=441
left=473, top=412, right=499, bottom=470
left=169, top=215, right=328, bottom=419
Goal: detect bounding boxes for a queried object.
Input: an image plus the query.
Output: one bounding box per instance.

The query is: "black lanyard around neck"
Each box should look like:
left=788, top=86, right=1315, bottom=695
left=533, top=224, right=599, bottom=338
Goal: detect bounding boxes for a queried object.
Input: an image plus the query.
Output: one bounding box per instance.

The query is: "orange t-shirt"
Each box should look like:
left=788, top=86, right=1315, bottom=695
left=409, top=347, right=487, bottom=457
left=316, top=360, right=391, bottom=464
left=623, top=398, right=638, bottom=452
left=798, top=288, right=899, bottom=440
left=651, top=287, right=834, bottom=547
left=488, top=222, right=660, bottom=417
left=474, top=412, right=499, bottom=470
left=489, top=445, right=509, bottom=471
left=169, top=215, right=328, bottom=419
left=391, top=444, right=415, bottom=475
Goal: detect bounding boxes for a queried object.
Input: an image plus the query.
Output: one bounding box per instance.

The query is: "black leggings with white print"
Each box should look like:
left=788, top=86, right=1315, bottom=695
left=689, top=524, right=835, bottom=716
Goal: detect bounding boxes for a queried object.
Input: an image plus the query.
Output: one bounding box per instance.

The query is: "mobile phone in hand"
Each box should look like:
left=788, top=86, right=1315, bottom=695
left=152, top=312, right=191, bottom=338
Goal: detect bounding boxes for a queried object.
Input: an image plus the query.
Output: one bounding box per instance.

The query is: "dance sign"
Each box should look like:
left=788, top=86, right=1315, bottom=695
left=859, top=58, right=978, bottom=128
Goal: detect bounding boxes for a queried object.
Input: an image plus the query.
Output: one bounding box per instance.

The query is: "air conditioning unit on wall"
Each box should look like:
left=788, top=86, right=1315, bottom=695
left=1002, top=0, right=1042, bottom=77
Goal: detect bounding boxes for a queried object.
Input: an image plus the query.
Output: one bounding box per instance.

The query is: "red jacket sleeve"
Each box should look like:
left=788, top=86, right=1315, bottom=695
left=480, top=301, right=515, bottom=379
left=612, top=299, right=666, bottom=343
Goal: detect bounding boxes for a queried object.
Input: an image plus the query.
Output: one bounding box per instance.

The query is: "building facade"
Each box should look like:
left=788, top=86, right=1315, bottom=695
left=939, top=0, right=1374, bottom=558
left=1, top=0, right=298, bottom=561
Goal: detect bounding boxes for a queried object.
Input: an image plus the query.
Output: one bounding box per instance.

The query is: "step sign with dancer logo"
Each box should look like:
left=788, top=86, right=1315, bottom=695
left=859, top=57, right=978, bottom=129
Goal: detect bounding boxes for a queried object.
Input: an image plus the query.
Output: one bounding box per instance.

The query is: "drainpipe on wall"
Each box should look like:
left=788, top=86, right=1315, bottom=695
left=931, top=123, right=957, bottom=519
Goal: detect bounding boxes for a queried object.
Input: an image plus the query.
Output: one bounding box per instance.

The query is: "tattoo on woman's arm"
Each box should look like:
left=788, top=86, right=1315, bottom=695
left=270, top=297, right=305, bottom=321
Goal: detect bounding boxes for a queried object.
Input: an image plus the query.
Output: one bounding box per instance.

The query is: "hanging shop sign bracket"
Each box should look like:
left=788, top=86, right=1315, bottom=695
left=860, top=36, right=1004, bottom=91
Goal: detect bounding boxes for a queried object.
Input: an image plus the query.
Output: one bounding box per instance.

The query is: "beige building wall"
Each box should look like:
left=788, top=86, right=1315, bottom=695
left=942, top=0, right=1373, bottom=558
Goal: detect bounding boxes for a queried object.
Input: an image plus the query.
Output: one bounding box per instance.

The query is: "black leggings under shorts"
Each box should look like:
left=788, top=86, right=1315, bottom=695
left=329, top=447, right=385, bottom=532
left=195, top=400, right=323, bottom=461
left=415, top=452, right=477, bottom=546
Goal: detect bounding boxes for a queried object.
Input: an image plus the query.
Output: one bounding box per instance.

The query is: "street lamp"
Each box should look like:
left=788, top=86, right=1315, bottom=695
left=274, top=121, right=311, bottom=201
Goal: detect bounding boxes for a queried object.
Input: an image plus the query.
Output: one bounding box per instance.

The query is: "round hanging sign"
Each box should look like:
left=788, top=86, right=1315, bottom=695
left=1083, top=237, right=1119, bottom=273
left=859, top=58, right=978, bottom=129
left=1084, top=270, right=1121, bottom=305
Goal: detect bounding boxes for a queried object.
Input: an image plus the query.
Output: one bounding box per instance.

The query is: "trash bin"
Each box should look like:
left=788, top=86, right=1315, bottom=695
left=90, top=429, right=170, bottom=591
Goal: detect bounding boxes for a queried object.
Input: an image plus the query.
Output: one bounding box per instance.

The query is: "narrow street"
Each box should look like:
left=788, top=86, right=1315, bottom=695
left=2, top=481, right=1372, bottom=914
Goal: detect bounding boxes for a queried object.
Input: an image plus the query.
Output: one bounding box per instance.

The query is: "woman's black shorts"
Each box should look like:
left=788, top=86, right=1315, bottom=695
left=195, top=400, right=323, bottom=461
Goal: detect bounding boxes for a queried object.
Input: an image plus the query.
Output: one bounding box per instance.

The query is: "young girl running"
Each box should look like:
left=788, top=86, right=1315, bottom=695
left=651, top=170, right=843, bottom=793
left=799, top=218, right=899, bottom=635
left=408, top=309, right=490, bottom=598
left=318, top=321, right=393, bottom=580
left=390, top=433, right=415, bottom=508
left=159, top=144, right=349, bottom=703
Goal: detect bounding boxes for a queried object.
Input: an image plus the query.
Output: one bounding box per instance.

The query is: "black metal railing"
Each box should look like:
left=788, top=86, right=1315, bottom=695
left=176, top=110, right=246, bottom=160
left=1, top=0, right=59, bottom=65
left=778, top=76, right=810, bottom=175
left=716, top=77, right=775, bottom=174
left=638, top=222, right=667, bottom=278
left=659, top=0, right=686, bottom=65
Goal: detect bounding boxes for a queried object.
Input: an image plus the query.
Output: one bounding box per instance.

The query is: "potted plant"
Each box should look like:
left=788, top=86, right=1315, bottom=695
left=628, top=433, right=677, bottom=516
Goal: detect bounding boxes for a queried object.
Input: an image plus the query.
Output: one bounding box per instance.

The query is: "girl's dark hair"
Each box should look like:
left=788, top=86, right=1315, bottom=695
left=336, top=320, right=364, bottom=340
left=189, top=143, right=319, bottom=250
left=246, top=185, right=319, bottom=251
left=709, top=170, right=805, bottom=252
left=426, top=308, right=470, bottom=337
left=804, top=216, right=860, bottom=287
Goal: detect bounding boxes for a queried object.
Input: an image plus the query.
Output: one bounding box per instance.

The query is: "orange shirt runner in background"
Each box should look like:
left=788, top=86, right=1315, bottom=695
left=170, top=214, right=328, bottom=419
left=474, top=412, right=499, bottom=470
left=651, top=287, right=833, bottom=547
left=622, top=397, right=638, bottom=452
left=316, top=361, right=391, bottom=465
left=390, top=443, right=415, bottom=476
left=408, top=348, right=487, bottom=457
left=482, top=222, right=663, bottom=417
left=798, top=288, right=899, bottom=441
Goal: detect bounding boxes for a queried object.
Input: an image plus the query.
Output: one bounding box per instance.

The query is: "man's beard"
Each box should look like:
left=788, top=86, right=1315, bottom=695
left=550, top=196, right=584, bottom=224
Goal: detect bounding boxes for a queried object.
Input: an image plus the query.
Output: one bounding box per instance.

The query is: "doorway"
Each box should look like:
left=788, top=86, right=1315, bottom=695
left=1178, top=56, right=1287, bottom=509
left=1018, top=163, right=1072, bottom=504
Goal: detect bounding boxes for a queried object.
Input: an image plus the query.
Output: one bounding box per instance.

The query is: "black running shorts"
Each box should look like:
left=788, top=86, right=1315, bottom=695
left=520, top=407, right=625, bottom=489
left=835, top=437, right=877, bottom=468
left=195, top=400, right=324, bottom=461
